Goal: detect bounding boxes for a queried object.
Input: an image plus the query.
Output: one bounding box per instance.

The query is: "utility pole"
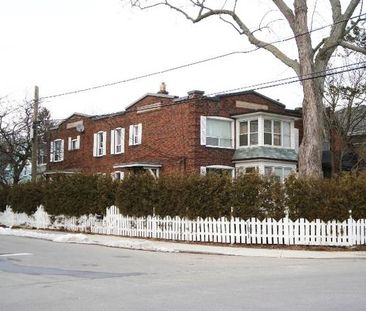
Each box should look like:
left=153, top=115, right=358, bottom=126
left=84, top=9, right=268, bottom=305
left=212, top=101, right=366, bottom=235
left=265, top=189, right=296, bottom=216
left=31, top=85, right=39, bottom=182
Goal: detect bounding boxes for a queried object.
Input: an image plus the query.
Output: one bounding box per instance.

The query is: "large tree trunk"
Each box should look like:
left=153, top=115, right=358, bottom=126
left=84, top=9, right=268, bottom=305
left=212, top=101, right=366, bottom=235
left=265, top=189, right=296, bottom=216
left=294, top=0, right=323, bottom=178
left=298, top=80, right=323, bottom=177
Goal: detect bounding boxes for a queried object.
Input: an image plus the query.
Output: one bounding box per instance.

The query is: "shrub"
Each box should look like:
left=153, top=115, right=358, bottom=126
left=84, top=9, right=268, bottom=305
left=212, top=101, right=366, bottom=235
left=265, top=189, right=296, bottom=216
left=7, top=181, right=45, bottom=215
left=233, top=173, right=285, bottom=220
left=115, top=172, right=157, bottom=217
left=43, top=174, right=101, bottom=216
left=0, top=184, right=10, bottom=212
left=284, top=174, right=349, bottom=221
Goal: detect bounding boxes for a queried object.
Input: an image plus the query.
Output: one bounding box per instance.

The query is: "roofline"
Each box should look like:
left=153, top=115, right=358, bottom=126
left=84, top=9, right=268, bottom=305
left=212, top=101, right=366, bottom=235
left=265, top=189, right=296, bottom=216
left=231, top=110, right=301, bottom=120
left=125, top=93, right=177, bottom=110
left=213, top=90, right=286, bottom=108
left=50, top=112, right=91, bottom=129
left=232, top=157, right=297, bottom=163
left=113, top=162, right=162, bottom=169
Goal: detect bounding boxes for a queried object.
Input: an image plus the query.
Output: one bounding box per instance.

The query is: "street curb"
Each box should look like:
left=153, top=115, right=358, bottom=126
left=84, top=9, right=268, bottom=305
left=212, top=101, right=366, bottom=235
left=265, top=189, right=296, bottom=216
left=2, top=227, right=366, bottom=259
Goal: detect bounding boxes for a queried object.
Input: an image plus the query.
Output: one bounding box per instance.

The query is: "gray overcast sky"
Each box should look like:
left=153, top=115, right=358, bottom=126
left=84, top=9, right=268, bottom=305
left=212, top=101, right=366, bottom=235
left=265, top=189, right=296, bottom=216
left=0, top=0, right=359, bottom=119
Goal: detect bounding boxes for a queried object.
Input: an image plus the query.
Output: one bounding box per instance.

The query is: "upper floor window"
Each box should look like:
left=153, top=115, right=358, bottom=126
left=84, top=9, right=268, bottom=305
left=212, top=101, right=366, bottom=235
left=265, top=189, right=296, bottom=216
left=93, top=131, right=107, bottom=157
left=201, top=116, right=234, bottom=149
left=238, top=116, right=294, bottom=149
left=50, top=139, right=64, bottom=162
left=129, top=123, right=142, bottom=146
left=264, top=120, right=290, bottom=147
left=111, top=127, right=125, bottom=154
left=239, top=120, right=258, bottom=146
left=68, top=135, right=80, bottom=151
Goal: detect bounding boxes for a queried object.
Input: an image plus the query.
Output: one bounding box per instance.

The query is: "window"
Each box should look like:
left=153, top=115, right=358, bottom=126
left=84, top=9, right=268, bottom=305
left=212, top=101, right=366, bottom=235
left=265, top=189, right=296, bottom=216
left=68, top=136, right=80, bottom=151
left=200, top=165, right=234, bottom=177
left=264, top=119, right=291, bottom=147
left=201, top=116, right=234, bottom=148
left=206, top=118, right=233, bottom=148
left=93, top=131, right=107, bottom=157
left=129, top=123, right=142, bottom=146
left=38, top=145, right=46, bottom=165
left=239, top=120, right=258, bottom=146
left=111, top=171, right=124, bottom=180
left=111, top=128, right=125, bottom=154
left=282, top=122, right=291, bottom=147
left=264, top=166, right=293, bottom=182
left=50, top=139, right=64, bottom=162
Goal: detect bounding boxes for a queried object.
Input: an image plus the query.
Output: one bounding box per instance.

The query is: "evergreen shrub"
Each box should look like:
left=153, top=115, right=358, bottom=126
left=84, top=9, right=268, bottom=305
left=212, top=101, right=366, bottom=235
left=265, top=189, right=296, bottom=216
left=7, top=181, right=44, bottom=215
left=0, top=185, right=10, bottom=212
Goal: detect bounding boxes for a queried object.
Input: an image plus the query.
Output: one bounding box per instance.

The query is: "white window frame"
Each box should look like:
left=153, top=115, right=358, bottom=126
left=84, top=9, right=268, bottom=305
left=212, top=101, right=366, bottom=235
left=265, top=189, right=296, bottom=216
left=129, top=123, right=142, bottom=146
left=50, top=139, right=64, bottom=162
left=93, top=131, right=107, bottom=157
left=200, top=116, right=234, bottom=149
left=263, top=119, right=291, bottom=148
left=68, top=135, right=80, bottom=151
left=111, top=127, right=125, bottom=154
left=111, top=171, right=124, bottom=181
left=264, top=166, right=294, bottom=182
left=236, top=114, right=296, bottom=150
left=235, top=160, right=296, bottom=182
left=200, top=165, right=235, bottom=178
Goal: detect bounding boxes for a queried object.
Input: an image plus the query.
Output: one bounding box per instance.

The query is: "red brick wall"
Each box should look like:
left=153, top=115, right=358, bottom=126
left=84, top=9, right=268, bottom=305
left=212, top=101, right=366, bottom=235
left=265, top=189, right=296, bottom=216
left=47, top=92, right=302, bottom=176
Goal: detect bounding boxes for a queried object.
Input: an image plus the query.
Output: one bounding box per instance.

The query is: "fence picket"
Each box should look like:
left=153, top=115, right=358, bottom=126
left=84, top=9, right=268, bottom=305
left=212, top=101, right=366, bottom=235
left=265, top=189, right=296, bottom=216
left=2, top=206, right=366, bottom=247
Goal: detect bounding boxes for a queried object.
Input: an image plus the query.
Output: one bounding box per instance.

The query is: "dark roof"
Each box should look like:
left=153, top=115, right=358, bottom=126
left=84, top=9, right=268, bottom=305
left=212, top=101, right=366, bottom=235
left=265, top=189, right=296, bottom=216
left=233, top=146, right=298, bottom=162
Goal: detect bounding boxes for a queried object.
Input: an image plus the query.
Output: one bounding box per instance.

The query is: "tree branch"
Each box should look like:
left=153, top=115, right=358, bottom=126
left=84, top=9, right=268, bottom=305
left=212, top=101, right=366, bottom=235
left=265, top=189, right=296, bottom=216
left=340, top=40, right=366, bottom=54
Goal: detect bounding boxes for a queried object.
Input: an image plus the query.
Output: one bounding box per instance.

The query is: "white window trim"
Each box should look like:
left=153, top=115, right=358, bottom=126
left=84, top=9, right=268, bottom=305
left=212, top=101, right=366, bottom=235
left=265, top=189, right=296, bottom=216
left=111, top=171, right=124, bottom=181
left=200, top=165, right=235, bottom=178
left=200, top=116, right=235, bottom=149
left=68, top=135, right=80, bottom=151
left=111, top=127, right=125, bottom=155
left=93, top=131, right=107, bottom=157
left=51, top=139, right=64, bottom=163
left=129, top=123, right=142, bottom=146
left=235, top=160, right=296, bottom=181
left=237, top=115, right=296, bottom=150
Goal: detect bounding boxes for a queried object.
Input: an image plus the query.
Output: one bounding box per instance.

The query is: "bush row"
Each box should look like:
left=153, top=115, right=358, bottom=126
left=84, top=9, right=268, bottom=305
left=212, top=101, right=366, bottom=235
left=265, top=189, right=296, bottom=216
left=1, top=172, right=366, bottom=220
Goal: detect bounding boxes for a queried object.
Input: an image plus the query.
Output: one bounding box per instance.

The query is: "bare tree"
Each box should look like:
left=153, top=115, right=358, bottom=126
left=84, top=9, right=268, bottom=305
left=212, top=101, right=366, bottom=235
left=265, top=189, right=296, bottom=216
left=0, top=98, right=51, bottom=185
left=324, top=54, right=366, bottom=175
left=128, top=0, right=366, bottom=177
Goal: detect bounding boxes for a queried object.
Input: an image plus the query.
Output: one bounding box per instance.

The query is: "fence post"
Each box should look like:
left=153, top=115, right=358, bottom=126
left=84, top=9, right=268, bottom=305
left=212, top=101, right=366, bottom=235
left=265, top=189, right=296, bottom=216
left=284, top=211, right=290, bottom=245
left=230, top=206, right=234, bottom=245
left=152, top=207, right=157, bottom=239
left=348, top=210, right=354, bottom=247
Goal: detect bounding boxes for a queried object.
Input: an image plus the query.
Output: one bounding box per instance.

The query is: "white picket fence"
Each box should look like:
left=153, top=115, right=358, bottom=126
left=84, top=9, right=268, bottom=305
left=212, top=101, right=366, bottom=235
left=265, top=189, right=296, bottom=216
left=1, top=205, right=366, bottom=246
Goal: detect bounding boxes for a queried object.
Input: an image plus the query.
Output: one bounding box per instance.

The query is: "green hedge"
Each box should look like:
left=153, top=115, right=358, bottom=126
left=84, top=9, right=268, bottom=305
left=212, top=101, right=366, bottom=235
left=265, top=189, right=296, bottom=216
left=2, top=172, right=366, bottom=220
left=43, top=174, right=116, bottom=217
left=8, top=181, right=44, bottom=215
left=0, top=185, right=10, bottom=212
left=285, top=173, right=366, bottom=221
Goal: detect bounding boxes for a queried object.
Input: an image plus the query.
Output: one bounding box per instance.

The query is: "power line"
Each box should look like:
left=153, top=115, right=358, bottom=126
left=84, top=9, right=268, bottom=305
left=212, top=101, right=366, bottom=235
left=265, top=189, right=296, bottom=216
left=206, top=61, right=366, bottom=97
left=40, top=12, right=366, bottom=100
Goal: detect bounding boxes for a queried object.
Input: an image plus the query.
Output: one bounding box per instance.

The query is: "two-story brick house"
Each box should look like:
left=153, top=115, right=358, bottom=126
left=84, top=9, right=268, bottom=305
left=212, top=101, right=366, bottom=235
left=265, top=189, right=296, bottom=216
left=46, top=85, right=302, bottom=181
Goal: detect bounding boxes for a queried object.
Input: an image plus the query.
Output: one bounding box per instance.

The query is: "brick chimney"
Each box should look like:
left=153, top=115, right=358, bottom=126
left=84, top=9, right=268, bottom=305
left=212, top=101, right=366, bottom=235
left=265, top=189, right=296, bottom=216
left=158, top=82, right=169, bottom=95
left=187, top=90, right=204, bottom=99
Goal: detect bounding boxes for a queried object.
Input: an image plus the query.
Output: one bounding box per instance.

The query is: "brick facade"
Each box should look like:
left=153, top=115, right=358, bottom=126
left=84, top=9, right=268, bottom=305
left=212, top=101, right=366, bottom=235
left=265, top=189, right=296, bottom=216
left=46, top=89, right=302, bottom=178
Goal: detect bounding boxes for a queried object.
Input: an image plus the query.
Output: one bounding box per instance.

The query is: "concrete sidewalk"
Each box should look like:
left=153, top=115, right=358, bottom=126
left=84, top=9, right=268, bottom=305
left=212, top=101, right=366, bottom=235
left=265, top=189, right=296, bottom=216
left=1, top=227, right=366, bottom=259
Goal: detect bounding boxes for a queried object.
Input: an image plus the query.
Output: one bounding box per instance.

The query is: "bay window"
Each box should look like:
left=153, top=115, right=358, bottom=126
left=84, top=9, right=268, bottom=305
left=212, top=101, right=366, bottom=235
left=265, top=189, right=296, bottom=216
left=239, top=116, right=293, bottom=149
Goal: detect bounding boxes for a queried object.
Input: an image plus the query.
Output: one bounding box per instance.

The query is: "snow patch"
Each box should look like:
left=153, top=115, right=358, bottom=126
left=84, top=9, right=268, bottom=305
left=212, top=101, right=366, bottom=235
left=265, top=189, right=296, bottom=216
left=0, top=227, right=178, bottom=253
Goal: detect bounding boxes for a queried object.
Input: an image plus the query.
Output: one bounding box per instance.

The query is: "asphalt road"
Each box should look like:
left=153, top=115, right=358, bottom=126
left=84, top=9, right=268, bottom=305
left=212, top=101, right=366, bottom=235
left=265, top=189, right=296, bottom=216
left=1, top=236, right=366, bottom=311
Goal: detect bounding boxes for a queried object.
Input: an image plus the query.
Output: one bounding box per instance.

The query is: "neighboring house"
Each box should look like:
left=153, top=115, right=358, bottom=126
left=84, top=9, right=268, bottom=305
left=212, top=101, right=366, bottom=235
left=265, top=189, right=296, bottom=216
left=46, top=85, right=302, bottom=181
left=323, top=106, right=366, bottom=176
